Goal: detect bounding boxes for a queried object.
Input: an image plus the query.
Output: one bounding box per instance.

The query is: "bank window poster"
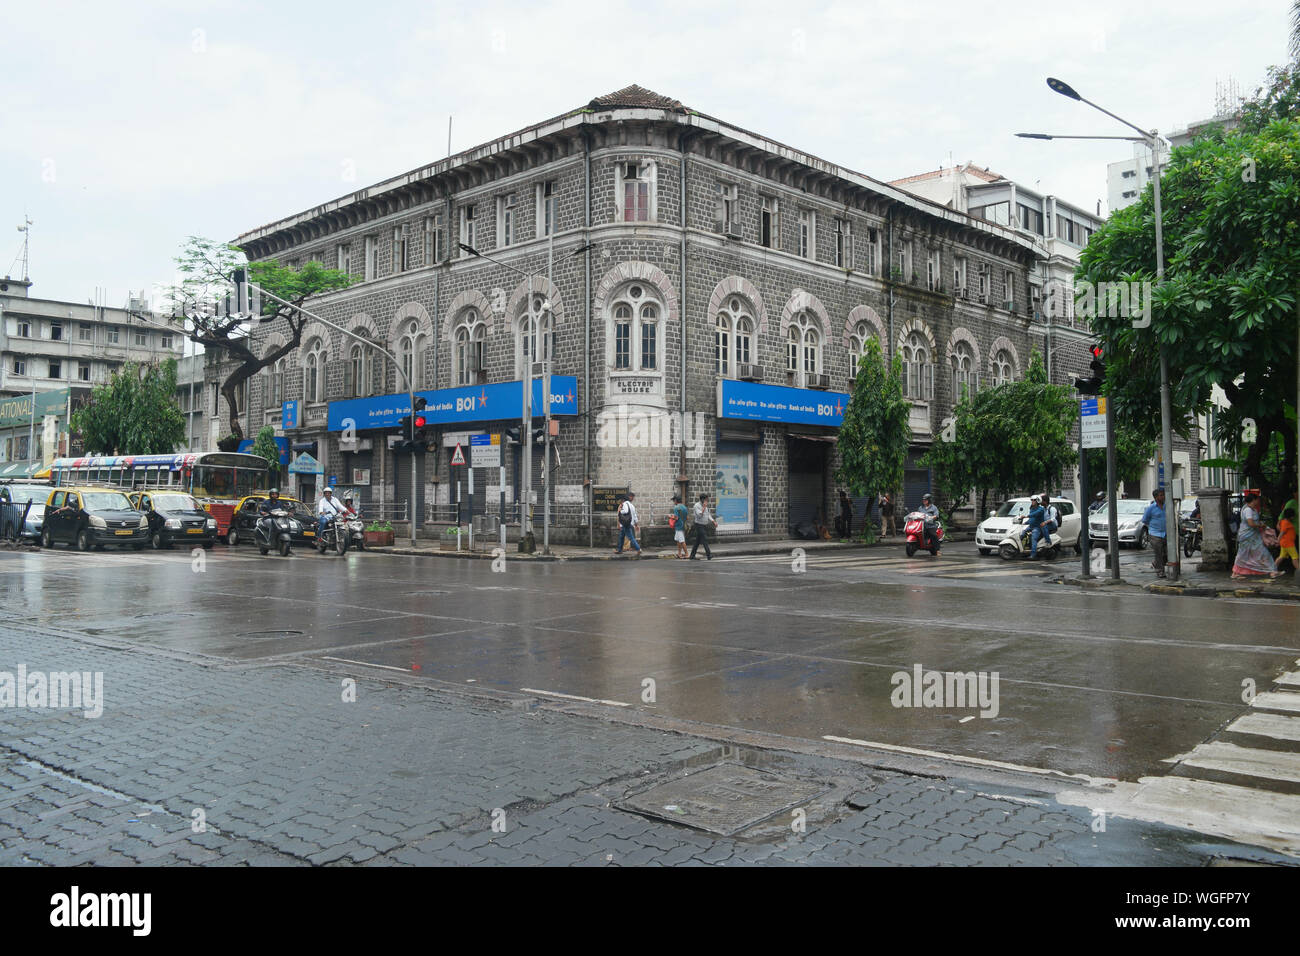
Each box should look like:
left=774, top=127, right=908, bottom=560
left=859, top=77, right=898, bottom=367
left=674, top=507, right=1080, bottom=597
left=714, top=450, right=752, bottom=531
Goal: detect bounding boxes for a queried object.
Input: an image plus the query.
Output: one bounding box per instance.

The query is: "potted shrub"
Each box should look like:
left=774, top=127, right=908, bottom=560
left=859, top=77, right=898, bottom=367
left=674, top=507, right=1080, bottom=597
left=216, top=434, right=242, bottom=452
left=440, top=526, right=466, bottom=551
left=364, top=520, right=394, bottom=547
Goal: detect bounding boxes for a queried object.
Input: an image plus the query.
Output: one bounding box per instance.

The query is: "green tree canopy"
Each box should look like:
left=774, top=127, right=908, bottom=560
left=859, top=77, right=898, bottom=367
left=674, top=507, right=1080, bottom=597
left=835, top=337, right=910, bottom=539
left=250, top=425, right=282, bottom=481
left=70, top=360, right=187, bottom=455
left=1075, top=115, right=1299, bottom=506
left=164, top=237, right=354, bottom=440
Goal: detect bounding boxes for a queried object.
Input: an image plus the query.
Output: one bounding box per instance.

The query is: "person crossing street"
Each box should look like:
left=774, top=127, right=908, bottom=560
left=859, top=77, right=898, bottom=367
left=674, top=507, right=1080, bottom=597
left=690, top=494, right=714, bottom=560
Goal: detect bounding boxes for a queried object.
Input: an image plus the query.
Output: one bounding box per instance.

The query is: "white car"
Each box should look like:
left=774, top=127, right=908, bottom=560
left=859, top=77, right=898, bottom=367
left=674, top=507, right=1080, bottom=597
left=1088, top=499, right=1153, bottom=548
left=976, top=497, right=1081, bottom=556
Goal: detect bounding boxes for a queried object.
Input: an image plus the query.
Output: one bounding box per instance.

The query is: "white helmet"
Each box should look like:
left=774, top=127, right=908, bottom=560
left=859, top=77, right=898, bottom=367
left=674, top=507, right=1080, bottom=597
left=323, top=487, right=333, bottom=494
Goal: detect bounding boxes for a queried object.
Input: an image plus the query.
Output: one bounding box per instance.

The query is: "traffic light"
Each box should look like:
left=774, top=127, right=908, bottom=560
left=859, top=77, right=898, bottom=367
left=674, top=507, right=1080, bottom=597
left=504, top=427, right=546, bottom=444
left=1074, top=344, right=1106, bottom=395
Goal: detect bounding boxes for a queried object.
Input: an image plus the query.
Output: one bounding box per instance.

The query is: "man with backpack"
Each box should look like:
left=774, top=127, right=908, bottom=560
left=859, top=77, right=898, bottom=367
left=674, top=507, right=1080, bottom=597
left=614, top=491, right=642, bottom=557
left=1041, top=495, right=1061, bottom=539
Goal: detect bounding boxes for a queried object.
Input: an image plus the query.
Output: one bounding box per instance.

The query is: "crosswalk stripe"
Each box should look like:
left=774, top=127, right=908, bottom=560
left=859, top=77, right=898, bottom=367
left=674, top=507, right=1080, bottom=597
left=1226, top=712, right=1300, bottom=743
left=1250, top=691, right=1300, bottom=714
left=1178, top=741, right=1300, bottom=785
left=1275, top=671, right=1300, bottom=688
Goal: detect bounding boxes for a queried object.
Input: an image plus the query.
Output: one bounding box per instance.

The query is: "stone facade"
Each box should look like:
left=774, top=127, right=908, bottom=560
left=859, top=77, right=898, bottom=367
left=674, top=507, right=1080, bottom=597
left=222, top=86, right=1050, bottom=540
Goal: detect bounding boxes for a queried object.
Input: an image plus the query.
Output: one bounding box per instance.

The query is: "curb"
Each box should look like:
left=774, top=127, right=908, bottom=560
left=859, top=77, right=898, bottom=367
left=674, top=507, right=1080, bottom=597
left=1063, top=574, right=1300, bottom=601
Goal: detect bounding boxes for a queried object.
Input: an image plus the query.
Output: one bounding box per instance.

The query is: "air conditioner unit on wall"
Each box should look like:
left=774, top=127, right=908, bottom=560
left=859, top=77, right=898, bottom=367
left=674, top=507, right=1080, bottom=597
left=531, top=361, right=550, bottom=377
left=737, top=363, right=764, bottom=382
left=1004, top=300, right=1015, bottom=313
left=807, top=373, right=831, bottom=390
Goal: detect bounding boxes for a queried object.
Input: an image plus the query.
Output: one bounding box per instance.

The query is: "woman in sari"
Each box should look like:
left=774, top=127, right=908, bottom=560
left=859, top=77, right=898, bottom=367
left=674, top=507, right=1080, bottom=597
left=1232, top=492, right=1281, bottom=580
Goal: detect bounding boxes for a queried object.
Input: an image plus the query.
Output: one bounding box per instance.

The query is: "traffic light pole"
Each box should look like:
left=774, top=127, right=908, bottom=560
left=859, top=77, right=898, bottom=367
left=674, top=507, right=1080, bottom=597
left=238, top=277, right=419, bottom=548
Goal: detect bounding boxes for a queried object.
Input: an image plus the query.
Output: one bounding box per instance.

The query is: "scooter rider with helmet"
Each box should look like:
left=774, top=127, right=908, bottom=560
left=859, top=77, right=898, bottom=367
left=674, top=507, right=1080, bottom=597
left=317, top=487, right=345, bottom=538
left=258, top=488, right=285, bottom=544
left=920, top=493, right=941, bottom=553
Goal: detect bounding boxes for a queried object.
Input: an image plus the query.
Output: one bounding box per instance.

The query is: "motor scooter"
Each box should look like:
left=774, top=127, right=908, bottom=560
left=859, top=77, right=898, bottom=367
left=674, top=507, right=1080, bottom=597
left=254, top=508, right=295, bottom=557
left=316, top=513, right=349, bottom=556
left=1182, top=516, right=1201, bottom=557
left=997, top=516, right=1061, bottom=561
left=903, top=511, right=944, bottom=557
left=345, top=514, right=366, bottom=551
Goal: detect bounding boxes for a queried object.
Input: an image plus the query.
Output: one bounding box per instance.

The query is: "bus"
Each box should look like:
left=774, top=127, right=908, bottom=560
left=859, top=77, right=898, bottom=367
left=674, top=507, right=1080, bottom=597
left=49, top=452, right=272, bottom=541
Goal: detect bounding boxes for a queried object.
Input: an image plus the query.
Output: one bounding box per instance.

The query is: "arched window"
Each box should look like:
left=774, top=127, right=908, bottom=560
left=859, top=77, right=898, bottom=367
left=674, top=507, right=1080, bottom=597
left=785, top=311, right=821, bottom=387
left=454, top=309, right=486, bottom=386
left=398, top=319, right=427, bottom=390
left=715, top=296, right=752, bottom=377
left=992, top=349, right=1014, bottom=385
left=900, top=331, right=933, bottom=400
left=848, top=321, right=876, bottom=377
left=345, top=339, right=374, bottom=398
left=264, top=356, right=285, bottom=407
left=951, top=341, right=977, bottom=402
left=608, top=283, right=664, bottom=374
left=517, top=293, right=555, bottom=378
left=303, top=338, right=325, bottom=403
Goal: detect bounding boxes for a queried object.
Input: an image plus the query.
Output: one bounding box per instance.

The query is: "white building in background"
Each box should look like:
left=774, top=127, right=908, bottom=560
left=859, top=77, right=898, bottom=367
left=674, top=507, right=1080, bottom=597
left=1107, top=113, right=1240, bottom=212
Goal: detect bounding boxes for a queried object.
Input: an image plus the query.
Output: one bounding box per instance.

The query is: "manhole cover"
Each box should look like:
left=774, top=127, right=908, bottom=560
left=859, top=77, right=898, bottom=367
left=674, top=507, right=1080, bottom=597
left=618, top=764, right=828, bottom=836
left=235, top=629, right=305, bottom=639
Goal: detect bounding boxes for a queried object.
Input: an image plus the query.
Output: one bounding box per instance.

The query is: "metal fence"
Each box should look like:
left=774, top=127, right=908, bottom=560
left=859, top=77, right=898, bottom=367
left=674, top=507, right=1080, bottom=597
left=0, top=501, right=33, bottom=545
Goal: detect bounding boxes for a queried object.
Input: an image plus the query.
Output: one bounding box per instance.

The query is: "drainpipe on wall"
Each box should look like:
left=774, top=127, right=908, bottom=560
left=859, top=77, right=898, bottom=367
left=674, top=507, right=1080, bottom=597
left=679, top=131, right=689, bottom=499
left=886, top=205, right=895, bottom=353
left=584, top=130, right=593, bottom=549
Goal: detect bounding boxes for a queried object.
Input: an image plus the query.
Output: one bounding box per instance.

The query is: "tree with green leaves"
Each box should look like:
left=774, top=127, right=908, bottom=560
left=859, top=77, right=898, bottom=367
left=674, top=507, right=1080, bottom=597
left=1083, top=418, right=1156, bottom=499
left=921, top=350, right=1077, bottom=519
left=1075, top=115, right=1299, bottom=508
left=250, top=425, right=282, bottom=483
left=835, top=337, right=910, bottom=541
left=164, top=236, right=354, bottom=441
left=70, top=360, right=187, bottom=455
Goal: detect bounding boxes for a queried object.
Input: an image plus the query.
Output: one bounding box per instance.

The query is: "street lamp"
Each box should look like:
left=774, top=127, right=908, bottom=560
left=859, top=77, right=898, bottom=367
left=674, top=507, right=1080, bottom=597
left=1018, top=77, right=1180, bottom=582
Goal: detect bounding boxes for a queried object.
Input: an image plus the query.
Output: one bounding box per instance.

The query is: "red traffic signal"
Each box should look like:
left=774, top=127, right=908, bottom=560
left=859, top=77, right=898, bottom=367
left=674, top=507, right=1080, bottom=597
left=414, top=415, right=427, bottom=428
left=1090, top=344, right=1104, bottom=360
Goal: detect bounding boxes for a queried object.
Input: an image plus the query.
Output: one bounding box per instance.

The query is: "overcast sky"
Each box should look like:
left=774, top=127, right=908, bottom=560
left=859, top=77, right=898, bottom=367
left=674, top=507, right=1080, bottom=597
left=3, top=0, right=1292, bottom=311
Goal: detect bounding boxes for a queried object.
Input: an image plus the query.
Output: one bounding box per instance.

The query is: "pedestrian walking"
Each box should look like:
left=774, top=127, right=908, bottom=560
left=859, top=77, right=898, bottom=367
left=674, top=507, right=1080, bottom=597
left=670, top=494, right=689, bottom=559
left=1274, top=506, right=1296, bottom=575
left=613, top=491, right=642, bottom=557
left=878, top=491, right=895, bottom=537
left=689, top=493, right=714, bottom=560
left=837, top=491, right=853, bottom=539
left=1140, top=488, right=1168, bottom=578
left=1231, top=492, right=1280, bottom=580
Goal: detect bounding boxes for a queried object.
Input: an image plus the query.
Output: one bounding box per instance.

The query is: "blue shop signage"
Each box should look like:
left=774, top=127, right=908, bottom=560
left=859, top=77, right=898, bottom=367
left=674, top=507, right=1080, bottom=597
left=327, top=376, right=578, bottom=432
left=717, top=379, right=848, bottom=427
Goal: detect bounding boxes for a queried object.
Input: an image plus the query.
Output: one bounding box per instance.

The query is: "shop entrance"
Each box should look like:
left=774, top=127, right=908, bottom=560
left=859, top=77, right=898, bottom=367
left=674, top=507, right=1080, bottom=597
left=787, top=437, right=828, bottom=536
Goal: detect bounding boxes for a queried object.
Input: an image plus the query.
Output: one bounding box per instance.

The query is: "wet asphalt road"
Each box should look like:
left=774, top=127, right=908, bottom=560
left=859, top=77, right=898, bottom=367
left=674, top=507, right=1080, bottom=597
left=3, top=540, right=1296, bottom=782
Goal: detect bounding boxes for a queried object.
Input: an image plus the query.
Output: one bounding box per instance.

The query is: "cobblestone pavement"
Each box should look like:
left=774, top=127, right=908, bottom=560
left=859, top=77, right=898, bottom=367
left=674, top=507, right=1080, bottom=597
left=0, top=623, right=1288, bottom=866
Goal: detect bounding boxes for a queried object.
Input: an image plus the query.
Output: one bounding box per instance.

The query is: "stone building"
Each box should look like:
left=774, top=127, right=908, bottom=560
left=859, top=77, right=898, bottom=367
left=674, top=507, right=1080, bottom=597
left=226, top=85, right=1052, bottom=541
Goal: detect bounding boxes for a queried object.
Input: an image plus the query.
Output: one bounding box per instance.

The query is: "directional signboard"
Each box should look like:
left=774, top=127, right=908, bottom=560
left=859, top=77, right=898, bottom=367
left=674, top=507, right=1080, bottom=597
left=1080, top=397, right=1107, bottom=450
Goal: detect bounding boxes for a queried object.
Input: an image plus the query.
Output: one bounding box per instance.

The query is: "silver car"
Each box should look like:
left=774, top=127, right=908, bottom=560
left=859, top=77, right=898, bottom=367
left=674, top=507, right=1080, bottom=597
left=1088, top=499, right=1153, bottom=548
left=0, top=482, right=48, bottom=541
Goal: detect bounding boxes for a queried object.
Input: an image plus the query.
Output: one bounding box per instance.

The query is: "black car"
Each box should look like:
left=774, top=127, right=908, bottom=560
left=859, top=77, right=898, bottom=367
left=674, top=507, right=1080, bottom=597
left=227, top=495, right=316, bottom=549
left=41, top=487, right=149, bottom=550
left=128, top=490, right=219, bottom=549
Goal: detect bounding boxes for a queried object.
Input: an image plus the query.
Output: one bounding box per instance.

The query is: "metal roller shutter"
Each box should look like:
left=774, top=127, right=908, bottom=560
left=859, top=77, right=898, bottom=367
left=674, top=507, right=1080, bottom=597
left=787, top=437, right=827, bottom=534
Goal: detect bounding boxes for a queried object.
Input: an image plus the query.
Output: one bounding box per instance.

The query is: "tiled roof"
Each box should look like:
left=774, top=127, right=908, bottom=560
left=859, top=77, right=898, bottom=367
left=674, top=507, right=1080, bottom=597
left=587, top=84, right=687, bottom=112
left=889, top=163, right=1006, bottom=186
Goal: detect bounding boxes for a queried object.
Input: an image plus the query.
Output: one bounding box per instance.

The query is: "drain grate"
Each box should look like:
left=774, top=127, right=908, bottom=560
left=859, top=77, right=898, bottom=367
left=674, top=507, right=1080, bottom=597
left=618, top=763, right=828, bottom=836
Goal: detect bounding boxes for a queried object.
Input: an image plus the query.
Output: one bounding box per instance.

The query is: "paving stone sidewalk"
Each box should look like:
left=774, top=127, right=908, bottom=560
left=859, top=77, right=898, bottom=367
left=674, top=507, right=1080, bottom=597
left=0, top=625, right=1284, bottom=866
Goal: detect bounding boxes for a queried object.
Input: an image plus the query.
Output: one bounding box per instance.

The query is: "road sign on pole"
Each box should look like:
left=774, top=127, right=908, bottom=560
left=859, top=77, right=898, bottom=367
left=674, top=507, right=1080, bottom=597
left=470, top=433, right=500, bottom=468
left=450, top=442, right=466, bottom=467
left=1080, top=397, right=1108, bottom=450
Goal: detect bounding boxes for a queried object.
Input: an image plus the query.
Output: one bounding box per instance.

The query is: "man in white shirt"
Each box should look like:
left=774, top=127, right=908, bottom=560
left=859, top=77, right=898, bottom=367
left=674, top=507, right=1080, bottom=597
left=614, top=491, right=641, bottom=556
left=689, top=493, right=714, bottom=560
left=317, top=487, right=345, bottom=538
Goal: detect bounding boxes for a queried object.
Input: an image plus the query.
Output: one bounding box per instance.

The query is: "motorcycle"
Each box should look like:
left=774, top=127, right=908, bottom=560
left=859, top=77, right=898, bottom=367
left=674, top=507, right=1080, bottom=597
left=997, top=517, right=1062, bottom=561
left=254, top=508, right=296, bottom=558
left=316, top=513, right=349, bottom=556
left=345, top=514, right=366, bottom=551
left=903, top=511, right=944, bottom=557
left=1182, top=516, right=1202, bottom=557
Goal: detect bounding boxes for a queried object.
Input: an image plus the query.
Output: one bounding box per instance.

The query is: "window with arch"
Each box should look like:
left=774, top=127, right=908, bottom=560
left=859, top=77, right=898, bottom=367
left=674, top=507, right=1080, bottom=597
left=264, top=356, right=286, bottom=408
left=848, top=321, right=877, bottom=377
left=951, top=341, right=977, bottom=402
left=397, top=319, right=427, bottom=390
left=303, top=338, right=325, bottom=403
left=517, top=293, right=556, bottom=377
left=344, top=339, right=375, bottom=398
left=992, top=349, right=1014, bottom=386
left=785, top=312, right=822, bottom=387
left=454, top=309, right=486, bottom=387
left=714, top=296, right=753, bottom=377
left=900, top=331, right=933, bottom=400
left=608, top=283, right=663, bottom=374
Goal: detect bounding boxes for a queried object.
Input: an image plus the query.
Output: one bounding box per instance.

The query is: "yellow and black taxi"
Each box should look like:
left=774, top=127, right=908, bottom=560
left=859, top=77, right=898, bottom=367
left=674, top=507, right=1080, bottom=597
left=41, top=487, right=149, bottom=551
left=127, top=490, right=219, bottom=550
left=226, top=494, right=316, bottom=548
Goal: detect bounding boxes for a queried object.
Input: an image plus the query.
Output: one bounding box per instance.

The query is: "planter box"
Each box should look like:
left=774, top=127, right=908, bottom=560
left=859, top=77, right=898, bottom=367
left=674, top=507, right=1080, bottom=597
left=364, top=531, right=395, bottom=547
